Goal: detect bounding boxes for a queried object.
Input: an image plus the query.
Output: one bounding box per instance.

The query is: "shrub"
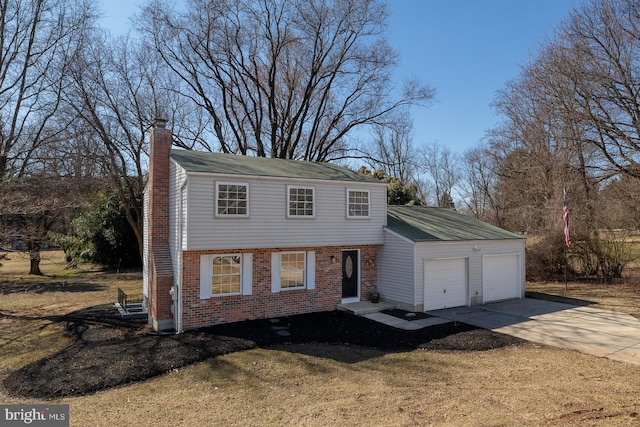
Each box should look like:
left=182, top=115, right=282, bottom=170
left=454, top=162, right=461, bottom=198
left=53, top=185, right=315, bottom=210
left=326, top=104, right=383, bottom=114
left=526, top=232, right=569, bottom=281
left=50, top=192, right=141, bottom=269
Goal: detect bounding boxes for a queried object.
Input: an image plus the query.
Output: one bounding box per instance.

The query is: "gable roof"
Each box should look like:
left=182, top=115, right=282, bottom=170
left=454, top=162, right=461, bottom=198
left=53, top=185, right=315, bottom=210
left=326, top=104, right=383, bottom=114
left=170, top=149, right=382, bottom=184
left=386, top=205, right=525, bottom=242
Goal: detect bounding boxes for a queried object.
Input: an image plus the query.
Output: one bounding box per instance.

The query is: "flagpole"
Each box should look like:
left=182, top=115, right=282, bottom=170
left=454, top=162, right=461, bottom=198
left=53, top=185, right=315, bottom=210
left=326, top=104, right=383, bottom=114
left=563, top=187, right=571, bottom=291
left=564, top=241, right=568, bottom=291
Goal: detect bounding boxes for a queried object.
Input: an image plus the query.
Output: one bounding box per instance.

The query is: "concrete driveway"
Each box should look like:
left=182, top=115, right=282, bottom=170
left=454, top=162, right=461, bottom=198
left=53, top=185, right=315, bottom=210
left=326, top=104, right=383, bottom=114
left=429, top=298, right=640, bottom=366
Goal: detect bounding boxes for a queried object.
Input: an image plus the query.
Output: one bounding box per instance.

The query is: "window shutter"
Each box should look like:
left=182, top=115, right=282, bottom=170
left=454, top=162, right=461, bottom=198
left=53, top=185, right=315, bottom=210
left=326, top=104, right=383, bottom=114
left=271, top=253, right=280, bottom=293
left=242, top=253, right=253, bottom=295
left=306, top=251, right=315, bottom=290
left=200, top=255, right=212, bottom=299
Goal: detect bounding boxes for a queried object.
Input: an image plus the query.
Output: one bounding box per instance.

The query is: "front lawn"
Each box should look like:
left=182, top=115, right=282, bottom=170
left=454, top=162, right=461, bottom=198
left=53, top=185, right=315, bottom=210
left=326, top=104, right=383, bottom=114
left=2, top=251, right=640, bottom=426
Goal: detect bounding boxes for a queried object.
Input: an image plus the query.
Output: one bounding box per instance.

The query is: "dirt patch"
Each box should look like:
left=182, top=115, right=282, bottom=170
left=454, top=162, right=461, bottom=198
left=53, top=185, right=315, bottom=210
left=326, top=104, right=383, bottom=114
left=3, top=305, right=525, bottom=399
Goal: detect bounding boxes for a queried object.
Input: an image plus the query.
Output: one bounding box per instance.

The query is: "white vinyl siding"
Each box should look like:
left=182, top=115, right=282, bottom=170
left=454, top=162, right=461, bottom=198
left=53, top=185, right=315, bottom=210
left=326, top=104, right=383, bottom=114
left=199, top=253, right=252, bottom=299
left=287, top=186, right=314, bottom=218
left=216, top=182, right=248, bottom=217
left=169, top=162, right=187, bottom=287
left=377, top=231, right=415, bottom=306
left=271, top=251, right=316, bottom=292
left=184, top=176, right=386, bottom=250
left=347, top=189, right=370, bottom=218
left=378, top=228, right=525, bottom=311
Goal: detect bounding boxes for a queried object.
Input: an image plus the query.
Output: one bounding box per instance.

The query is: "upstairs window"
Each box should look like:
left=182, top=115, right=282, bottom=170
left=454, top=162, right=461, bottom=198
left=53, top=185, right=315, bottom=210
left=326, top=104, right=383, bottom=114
left=347, top=189, right=370, bottom=218
left=287, top=186, right=314, bottom=218
left=217, top=183, right=248, bottom=216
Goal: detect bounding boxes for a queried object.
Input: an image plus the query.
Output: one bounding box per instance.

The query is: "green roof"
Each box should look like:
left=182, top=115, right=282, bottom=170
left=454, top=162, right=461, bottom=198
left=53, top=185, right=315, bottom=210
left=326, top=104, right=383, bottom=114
left=170, top=150, right=382, bottom=184
left=387, top=205, right=525, bottom=241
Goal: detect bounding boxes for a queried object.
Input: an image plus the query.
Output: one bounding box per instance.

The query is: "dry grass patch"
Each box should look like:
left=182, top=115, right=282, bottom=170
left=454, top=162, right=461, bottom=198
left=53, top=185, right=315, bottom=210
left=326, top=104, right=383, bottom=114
left=3, top=252, right=640, bottom=425
left=43, top=344, right=640, bottom=426
left=0, top=251, right=139, bottom=316
left=0, top=250, right=142, bottom=374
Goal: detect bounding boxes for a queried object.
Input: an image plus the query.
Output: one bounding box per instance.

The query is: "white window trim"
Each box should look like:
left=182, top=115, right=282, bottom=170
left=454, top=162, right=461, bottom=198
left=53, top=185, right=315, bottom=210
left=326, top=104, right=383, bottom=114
left=200, top=253, right=252, bottom=299
left=271, top=251, right=315, bottom=292
left=215, top=181, right=249, bottom=218
left=286, top=185, right=315, bottom=218
left=346, top=188, right=371, bottom=219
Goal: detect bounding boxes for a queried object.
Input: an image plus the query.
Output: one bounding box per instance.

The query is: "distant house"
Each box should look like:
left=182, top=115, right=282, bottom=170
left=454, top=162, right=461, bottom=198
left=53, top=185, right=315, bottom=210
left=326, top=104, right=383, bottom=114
left=143, top=120, right=526, bottom=332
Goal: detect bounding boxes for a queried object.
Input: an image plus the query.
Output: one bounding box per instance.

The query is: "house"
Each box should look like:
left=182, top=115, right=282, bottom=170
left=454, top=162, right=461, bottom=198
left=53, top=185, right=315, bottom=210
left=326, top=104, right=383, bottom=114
left=143, top=120, right=387, bottom=332
left=143, top=120, right=526, bottom=332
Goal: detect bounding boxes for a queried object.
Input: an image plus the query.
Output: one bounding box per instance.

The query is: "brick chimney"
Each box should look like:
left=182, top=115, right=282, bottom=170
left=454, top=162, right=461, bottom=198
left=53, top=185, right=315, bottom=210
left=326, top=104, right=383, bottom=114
left=146, top=118, right=174, bottom=331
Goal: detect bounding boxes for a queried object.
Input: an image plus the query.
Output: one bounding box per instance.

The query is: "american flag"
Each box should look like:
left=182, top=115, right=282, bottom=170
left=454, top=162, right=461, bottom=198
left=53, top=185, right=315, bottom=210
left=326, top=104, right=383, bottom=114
left=563, top=188, right=572, bottom=247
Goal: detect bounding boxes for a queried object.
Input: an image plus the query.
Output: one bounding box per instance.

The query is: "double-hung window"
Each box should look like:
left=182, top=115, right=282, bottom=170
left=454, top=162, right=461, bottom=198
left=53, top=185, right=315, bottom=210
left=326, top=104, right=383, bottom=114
left=216, top=183, right=248, bottom=216
left=200, top=253, right=253, bottom=299
left=287, top=186, right=314, bottom=218
left=347, top=189, right=370, bottom=218
left=211, top=255, right=241, bottom=295
left=280, top=252, right=306, bottom=289
left=271, top=251, right=316, bottom=292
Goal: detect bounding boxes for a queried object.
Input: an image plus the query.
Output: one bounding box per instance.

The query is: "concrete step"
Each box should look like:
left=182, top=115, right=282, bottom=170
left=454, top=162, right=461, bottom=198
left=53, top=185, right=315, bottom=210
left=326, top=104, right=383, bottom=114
left=337, top=300, right=395, bottom=315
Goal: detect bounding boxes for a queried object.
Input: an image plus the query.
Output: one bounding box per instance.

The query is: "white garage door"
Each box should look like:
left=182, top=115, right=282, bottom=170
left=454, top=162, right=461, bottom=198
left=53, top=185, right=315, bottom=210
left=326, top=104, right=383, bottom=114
left=424, top=258, right=468, bottom=311
left=483, top=254, right=521, bottom=303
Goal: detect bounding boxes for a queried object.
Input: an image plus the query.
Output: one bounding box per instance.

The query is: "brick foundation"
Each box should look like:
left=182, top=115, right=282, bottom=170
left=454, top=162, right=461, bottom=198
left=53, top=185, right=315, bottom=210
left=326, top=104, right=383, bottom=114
left=180, top=245, right=378, bottom=331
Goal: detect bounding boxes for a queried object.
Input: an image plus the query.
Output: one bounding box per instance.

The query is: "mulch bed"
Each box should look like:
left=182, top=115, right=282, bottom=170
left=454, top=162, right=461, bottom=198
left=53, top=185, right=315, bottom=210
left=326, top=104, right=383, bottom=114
left=3, top=304, right=526, bottom=399
left=381, top=308, right=433, bottom=321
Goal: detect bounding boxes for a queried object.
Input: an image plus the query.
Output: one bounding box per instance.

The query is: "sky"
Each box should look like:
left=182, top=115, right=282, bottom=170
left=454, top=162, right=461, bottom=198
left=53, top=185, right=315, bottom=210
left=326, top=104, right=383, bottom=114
left=100, top=0, right=580, bottom=155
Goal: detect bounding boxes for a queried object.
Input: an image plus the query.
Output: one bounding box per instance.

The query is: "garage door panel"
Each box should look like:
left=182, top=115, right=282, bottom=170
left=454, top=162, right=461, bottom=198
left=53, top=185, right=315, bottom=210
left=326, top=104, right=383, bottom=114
left=483, top=254, right=520, bottom=303
left=424, top=258, right=468, bottom=311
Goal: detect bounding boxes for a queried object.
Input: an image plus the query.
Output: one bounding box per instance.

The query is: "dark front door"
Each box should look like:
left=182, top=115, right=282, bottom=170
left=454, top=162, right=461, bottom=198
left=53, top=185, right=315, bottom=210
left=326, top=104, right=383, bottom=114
left=342, top=250, right=359, bottom=298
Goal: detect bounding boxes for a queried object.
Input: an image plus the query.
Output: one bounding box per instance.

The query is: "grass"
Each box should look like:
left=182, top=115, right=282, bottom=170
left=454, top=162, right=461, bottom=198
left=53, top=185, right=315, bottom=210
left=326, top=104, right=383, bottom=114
left=2, top=251, right=640, bottom=426
left=527, top=262, right=640, bottom=319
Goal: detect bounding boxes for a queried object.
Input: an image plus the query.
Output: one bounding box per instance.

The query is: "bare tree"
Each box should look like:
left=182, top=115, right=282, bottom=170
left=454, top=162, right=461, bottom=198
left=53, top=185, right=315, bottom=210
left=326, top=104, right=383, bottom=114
left=363, top=113, right=417, bottom=183
left=138, top=0, right=434, bottom=161
left=0, top=0, right=96, bottom=273
left=59, top=32, right=159, bottom=260
left=417, top=141, right=459, bottom=208
left=458, top=145, right=504, bottom=224
left=555, top=0, right=640, bottom=179
left=0, top=0, right=94, bottom=181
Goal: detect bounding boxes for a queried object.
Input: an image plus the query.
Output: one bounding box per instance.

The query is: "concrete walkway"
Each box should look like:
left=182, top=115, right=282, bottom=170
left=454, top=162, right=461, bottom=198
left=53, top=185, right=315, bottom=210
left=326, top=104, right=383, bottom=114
left=337, top=300, right=450, bottom=330
left=428, top=298, right=640, bottom=366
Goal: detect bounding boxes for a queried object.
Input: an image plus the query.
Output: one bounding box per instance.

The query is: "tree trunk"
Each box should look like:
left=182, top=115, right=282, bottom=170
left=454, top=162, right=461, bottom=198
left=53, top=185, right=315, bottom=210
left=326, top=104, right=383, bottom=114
left=28, top=242, right=43, bottom=275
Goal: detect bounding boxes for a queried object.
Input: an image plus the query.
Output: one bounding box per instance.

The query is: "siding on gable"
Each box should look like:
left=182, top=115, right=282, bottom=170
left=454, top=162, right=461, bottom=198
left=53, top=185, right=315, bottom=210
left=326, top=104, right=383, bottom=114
left=377, top=230, right=415, bottom=308
left=183, top=175, right=386, bottom=250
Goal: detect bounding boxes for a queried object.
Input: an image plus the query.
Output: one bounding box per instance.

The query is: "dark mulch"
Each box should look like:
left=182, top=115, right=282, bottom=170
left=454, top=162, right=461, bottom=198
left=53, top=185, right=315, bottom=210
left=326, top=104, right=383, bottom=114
left=381, top=308, right=433, bottom=321
left=526, top=291, right=595, bottom=307
left=3, top=305, right=526, bottom=399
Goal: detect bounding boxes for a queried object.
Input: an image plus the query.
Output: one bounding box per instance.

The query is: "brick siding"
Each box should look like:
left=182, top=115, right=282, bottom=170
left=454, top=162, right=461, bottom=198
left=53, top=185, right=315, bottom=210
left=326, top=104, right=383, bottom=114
left=180, top=244, right=379, bottom=330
